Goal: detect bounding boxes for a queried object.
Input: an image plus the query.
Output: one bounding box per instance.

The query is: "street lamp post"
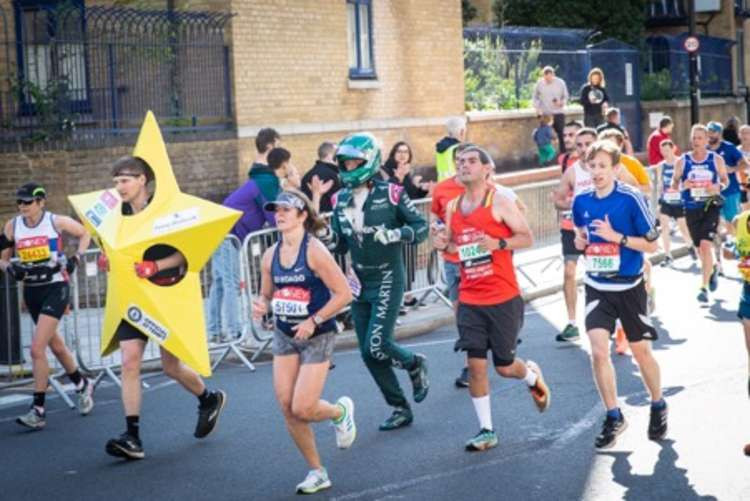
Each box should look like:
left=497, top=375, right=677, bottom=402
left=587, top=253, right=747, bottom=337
left=688, top=0, right=700, bottom=124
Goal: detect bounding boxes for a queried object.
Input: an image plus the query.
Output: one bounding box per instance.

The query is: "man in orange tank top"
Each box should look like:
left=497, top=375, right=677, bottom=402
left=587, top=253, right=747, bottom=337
left=433, top=146, right=551, bottom=452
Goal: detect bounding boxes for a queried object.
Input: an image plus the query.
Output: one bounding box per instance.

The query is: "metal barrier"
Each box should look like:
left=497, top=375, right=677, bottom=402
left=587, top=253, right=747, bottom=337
left=68, top=234, right=253, bottom=388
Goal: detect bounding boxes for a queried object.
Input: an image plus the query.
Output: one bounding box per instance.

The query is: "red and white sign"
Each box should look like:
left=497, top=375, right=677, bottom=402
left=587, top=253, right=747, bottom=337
left=684, top=36, right=700, bottom=54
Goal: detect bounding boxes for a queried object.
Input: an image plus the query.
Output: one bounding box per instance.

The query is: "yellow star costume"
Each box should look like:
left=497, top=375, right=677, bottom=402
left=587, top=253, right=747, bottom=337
left=69, top=112, right=241, bottom=376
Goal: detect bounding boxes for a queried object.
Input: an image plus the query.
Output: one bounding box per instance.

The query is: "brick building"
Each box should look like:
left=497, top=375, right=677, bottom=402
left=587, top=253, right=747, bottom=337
left=0, top=0, right=465, bottom=223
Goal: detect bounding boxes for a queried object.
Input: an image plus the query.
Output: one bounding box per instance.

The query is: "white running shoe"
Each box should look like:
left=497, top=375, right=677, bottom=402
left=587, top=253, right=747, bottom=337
left=16, top=408, right=46, bottom=430
left=296, top=468, right=331, bottom=494
left=333, top=396, right=356, bottom=449
left=77, top=378, right=95, bottom=416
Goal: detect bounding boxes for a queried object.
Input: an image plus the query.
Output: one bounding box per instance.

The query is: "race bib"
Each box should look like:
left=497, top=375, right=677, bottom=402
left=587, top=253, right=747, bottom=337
left=585, top=242, right=620, bottom=273
left=663, top=190, right=681, bottom=204
left=272, top=287, right=310, bottom=318
left=16, top=236, right=51, bottom=263
left=346, top=266, right=362, bottom=298
left=456, top=229, right=493, bottom=279
left=689, top=179, right=712, bottom=200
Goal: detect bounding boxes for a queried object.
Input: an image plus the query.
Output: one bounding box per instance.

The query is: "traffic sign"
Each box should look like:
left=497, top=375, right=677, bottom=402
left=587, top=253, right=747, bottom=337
left=684, top=36, right=700, bottom=53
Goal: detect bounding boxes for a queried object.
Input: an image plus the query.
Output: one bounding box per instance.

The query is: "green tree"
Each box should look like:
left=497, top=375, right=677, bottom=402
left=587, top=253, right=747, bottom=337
left=494, top=0, right=648, bottom=47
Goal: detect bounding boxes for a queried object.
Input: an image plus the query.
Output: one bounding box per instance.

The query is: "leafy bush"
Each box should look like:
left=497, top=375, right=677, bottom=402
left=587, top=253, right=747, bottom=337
left=464, top=36, right=543, bottom=111
left=640, top=69, right=672, bottom=101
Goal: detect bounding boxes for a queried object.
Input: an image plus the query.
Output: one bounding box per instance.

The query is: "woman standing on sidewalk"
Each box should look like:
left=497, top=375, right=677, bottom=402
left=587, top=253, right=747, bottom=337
left=383, top=141, right=432, bottom=312
left=579, top=68, right=609, bottom=128
left=252, top=189, right=355, bottom=495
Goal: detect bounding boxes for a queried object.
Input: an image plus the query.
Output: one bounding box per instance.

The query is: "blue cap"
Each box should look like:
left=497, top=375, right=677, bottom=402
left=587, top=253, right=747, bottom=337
left=707, top=121, right=723, bottom=133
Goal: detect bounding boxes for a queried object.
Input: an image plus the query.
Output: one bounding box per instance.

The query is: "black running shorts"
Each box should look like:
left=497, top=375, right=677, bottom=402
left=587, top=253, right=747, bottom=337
left=584, top=281, right=657, bottom=343
left=115, top=320, right=148, bottom=342
left=659, top=201, right=684, bottom=220
left=561, top=229, right=583, bottom=261
left=23, top=282, right=69, bottom=323
left=685, top=205, right=719, bottom=247
left=456, top=295, right=524, bottom=367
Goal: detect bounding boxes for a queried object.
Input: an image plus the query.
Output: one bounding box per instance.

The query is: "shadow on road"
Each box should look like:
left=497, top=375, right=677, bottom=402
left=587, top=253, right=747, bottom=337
left=600, top=439, right=718, bottom=501
left=705, top=298, right=740, bottom=323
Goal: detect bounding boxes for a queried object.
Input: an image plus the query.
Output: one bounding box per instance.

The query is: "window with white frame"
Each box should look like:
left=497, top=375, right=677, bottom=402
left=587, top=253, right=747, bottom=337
left=346, top=0, right=375, bottom=79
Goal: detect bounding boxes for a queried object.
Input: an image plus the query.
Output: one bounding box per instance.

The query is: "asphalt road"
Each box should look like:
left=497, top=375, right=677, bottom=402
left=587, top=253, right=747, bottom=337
left=1, top=256, right=749, bottom=500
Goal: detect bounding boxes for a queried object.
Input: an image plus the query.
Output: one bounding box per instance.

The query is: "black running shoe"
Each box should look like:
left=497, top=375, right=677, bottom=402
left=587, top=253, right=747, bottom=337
left=454, top=367, right=470, bottom=388
left=379, top=407, right=413, bottom=431
left=595, top=414, right=627, bottom=449
left=648, top=403, right=668, bottom=441
left=408, top=354, right=429, bottom=403
left=106, top=432, right=144, bottom=460
left=194, top=390, right=227, bottom=438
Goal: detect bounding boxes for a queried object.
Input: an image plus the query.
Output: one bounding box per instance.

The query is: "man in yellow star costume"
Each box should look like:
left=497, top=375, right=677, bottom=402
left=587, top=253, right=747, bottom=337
left=69, top=112, right=240, bottom=460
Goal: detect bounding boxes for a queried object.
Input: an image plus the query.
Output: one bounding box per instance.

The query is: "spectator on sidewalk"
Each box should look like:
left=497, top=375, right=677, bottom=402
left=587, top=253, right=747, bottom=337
left=579, top=67, right=609, bottom=128
left=383, top=141, right=431, bottom=313
left=250, top=147, right=298, bottom=207
left=533, top=66, right=569, bottom=153
left=558, top=121, right=583, bottom=172
left=247, top=127, right=281, bottom=178
left=647, top=116, right=678, bottom=167
left=207, top=170, right=279, bottom=343
left=724, top=116, right=741, bottom=146
left=532, top=114, right=558, bottom=166
left=435, top=117, right=466, bottom=182
left=301, top=141, right=341, bottom=213
left=596, top=108, right=634, bottom=155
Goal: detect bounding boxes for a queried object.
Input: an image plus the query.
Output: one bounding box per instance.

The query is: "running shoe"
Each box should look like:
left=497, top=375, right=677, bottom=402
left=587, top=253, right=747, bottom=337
left=697, top=287, right=709, bottom=304
left=465, top=428, right=498, bottom=452
left=454, top=367, right=470, bottom=388
left=595, top=414, right=627, bottom=449
left=555, top=324, right=580, bottom=343
left=408, top=353, right=429, bottom=403
left=333, top=396, right=356, bottom=449
left=379, top=407, right=413, bottom=431
left=105, top=432, right=144, bottom=460
left=296, top=468, right=331, bottom=495
left=615, top=327, right=629, bottom=355
left=709, top=266, right=719, bottom=292
left=648, top=402, right=668, bottom=441
left=16, top=407, right=46, bottom=430
left=660, top=255, right=673, bottom=268
left=194, top=390, right=227, bottom=438
left=77, top=377, right=94, bottom=416
left=688, top=246, right=698, bottom=261
left=526, top=360, right=551, bottom=412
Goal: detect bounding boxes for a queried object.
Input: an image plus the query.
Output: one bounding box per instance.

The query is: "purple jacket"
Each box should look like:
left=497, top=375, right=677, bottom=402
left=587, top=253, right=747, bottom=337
left=224, top=179, right=276, bottom=242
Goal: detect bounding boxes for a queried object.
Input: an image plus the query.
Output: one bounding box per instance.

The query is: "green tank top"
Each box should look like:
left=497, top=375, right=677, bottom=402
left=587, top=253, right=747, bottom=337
left=737, top=211, right=750, bottom=257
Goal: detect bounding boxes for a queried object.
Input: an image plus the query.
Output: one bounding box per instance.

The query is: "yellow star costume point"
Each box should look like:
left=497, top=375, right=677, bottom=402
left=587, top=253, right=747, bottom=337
left=69, top=112, right=241, bottom=376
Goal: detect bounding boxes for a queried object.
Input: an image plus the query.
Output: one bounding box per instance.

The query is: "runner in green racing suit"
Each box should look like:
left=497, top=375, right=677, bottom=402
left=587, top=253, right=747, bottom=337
left=320, top=132, right=430, bottom=430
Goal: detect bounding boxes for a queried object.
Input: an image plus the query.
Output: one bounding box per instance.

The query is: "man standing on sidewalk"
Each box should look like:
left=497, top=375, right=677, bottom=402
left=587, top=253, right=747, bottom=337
left=432, top=146, right=550, bottom=452
left=533, top=66, right=569, bottom=153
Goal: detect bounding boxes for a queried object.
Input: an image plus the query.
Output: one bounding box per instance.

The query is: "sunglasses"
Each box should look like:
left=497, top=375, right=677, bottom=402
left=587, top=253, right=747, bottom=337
left=17, top=199, right=35, bottom=206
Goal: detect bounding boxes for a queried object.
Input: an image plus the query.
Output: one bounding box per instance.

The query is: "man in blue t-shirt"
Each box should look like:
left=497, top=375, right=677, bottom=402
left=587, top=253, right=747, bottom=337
left=572, top=140, right=666, bottom=450
left=708, top=121, right=749, bottom=272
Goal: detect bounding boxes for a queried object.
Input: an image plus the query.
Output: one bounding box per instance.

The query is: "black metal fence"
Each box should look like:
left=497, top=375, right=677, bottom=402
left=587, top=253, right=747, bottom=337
left=0, top=3, right=234, bottom=152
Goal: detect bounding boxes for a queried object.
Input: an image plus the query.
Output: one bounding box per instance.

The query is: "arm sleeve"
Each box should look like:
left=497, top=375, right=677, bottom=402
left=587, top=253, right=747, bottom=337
left=396, top=191, right=428, bottom=244
left=328, top=208, right=349, bottom=255
left=631, top=192, right=657, bottom=238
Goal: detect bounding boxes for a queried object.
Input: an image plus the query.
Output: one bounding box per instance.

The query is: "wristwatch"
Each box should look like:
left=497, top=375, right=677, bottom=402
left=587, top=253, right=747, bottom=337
left=619, top=235, right=629, bottom=247
left=497, top=238, right=508, bottom=250
left=311, top=314, right=324, bottom=326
